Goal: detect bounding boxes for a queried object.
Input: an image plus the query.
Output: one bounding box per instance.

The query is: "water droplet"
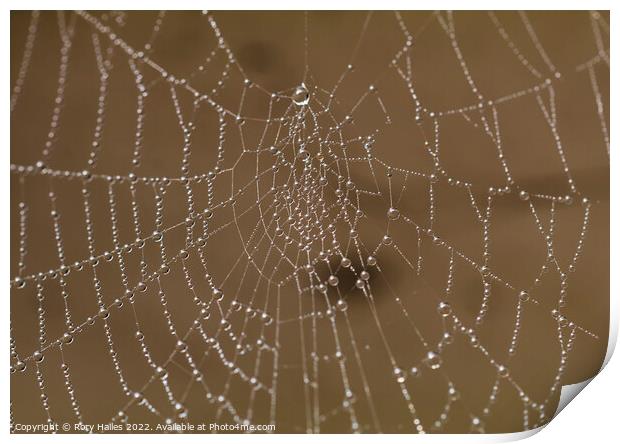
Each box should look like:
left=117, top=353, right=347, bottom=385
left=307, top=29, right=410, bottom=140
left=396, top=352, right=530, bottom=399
left=437, top=301, right=452, bottom=317
left=423, top=351, right=442, bottom=370
left=448, top=386, right=460, bottom=401
left=261, top=312, right=273, bottom=325
left=359, top=270, right=370, bottom=281
left=518, top=290, right=529, bottom=302
left=14, top=361, right=26, bottom=372
left=328, top=275, right=339, bottom=286
left=367, top=256, right=377, bottom=266
left=340, top=257, right=351, bottom=268
left=297, top=148, right=310, bottom=159
left=394, top=367, right=406, bottom=383
left=292, top=84, right=309, bottom=106
left=355, top=279, right=365, bottom=289
left=336, top=299, right=348, bottom=311
left=14, top=277, right=25, bottom=289
left=497, top=365, right=509, bottom=378
left=387, top=207, right=400, bottom=220
left=133, top=391, right=145, bottom=404
left=213, top=288, right=224, bottom=302
left=62, top=332, right=73, bottom=344
left=33, top=351, right=44, bottom=363
left=155, top=366, right=168, bottom=379
left=519, top=190, right=530, bottom=201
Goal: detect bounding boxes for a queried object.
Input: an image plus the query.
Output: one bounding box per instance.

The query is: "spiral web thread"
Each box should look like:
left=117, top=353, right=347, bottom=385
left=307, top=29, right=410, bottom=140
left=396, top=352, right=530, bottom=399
left=10, top=10, right=609, bottom=433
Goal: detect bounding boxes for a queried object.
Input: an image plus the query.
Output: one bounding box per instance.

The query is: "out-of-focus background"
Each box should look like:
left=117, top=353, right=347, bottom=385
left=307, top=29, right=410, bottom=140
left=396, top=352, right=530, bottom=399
left=10, top=11, right=609, bottom=433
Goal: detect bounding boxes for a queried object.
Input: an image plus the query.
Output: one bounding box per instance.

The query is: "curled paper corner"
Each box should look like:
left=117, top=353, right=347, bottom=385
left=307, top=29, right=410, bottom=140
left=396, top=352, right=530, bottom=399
left=498, top=309, right=618, bottom=442
left=553, top=377, right=594, bottom=418
left=491, top=379, right=593, bottom=443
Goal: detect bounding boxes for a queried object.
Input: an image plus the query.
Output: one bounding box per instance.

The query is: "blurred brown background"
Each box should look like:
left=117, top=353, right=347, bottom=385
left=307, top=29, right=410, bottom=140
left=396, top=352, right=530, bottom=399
left=10, top=11, right=609, bottom=433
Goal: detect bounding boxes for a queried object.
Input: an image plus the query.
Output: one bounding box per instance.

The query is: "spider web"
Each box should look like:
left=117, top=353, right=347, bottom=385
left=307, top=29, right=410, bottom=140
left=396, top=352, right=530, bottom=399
left=9, top=10, right=610, bottom=434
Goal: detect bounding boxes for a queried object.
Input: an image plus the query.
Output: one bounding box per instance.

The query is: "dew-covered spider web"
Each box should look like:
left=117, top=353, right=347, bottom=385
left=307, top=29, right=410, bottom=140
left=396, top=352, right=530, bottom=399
left=10, top=10, right=610, bottom=434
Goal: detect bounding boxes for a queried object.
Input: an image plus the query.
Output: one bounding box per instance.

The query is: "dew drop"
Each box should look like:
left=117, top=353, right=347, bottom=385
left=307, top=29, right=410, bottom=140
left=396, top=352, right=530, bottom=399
left=297, top=148, right=310, bottom=160
left=14, top=361, right=26, bottom=372
left=261, top=312, right=273, bottom=325
left=518, top=290, right=529, bottom=302
left=387, top=207, right=400, bottom=220
left=212, top=288, right=224, bottom=302
left=14, top=277, right=25, bottom=289
left=448, top=386, right=460, bottom=401
left=437, top=301, right=452, bottom=317
left=133, top=391, right=145, bottom=404
left=394, top=367, right=406, bottom=383
left=61, top=332, right=73, bottom=344
left=155, top=366, right=168, bottom=380
left=292, top=84, right=309, bottom=106
left=497, top=365, right=510, bottom=378
left=328, top=275, right=339, bottom=286
left=423, top=351, right=442, bottom=370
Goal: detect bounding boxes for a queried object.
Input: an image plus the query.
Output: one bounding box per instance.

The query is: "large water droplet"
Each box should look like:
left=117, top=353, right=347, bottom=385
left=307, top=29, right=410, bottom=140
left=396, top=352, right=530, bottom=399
left=155, top=366, right=168, bottom=380
left=14, top=361, right=26, bottom=372
left=387, top=207, right=400, bottom=220
left=437, top=301, right=452, bottom=317
left=292, top=84, right=309, bottom=106
left=423, top=351, right=442, bottom=370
